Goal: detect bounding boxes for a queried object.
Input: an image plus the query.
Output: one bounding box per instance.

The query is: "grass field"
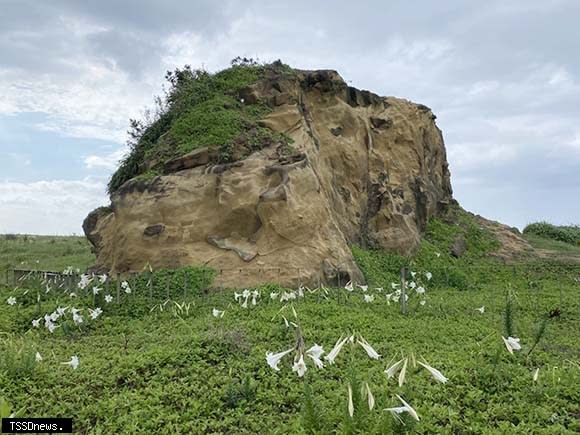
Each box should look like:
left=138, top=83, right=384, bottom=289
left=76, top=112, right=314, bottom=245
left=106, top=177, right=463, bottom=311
left=1, top=223, right=579, bottom=433
left=0, top=234, right=94, bottom=276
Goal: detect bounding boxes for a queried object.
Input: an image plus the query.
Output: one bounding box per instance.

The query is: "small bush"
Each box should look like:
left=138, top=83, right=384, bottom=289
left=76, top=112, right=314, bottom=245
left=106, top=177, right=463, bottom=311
left=0, top=339, right=37, bottom=379
left=523, top=222, right=580, bottom=246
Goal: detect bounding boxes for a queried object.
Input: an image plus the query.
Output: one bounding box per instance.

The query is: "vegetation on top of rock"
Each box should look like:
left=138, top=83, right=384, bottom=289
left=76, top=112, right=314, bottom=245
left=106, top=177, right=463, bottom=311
left=107, top=58, right=295, bottom=194
left=523, top=221, right=580, bottom=246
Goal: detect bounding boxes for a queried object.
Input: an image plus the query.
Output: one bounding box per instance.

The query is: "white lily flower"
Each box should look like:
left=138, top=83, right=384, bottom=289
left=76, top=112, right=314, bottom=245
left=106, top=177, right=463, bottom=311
left=251, top=290, right=259, bottom=306
left=410, top=271, right=416, bottom=278
left=7, top=296, right=16, bottom=306
left=266, top=348, right=294, bottom=371
left=242, top=289, right=250, bottom=298
left=502, top=336, right=522, bottom=354
left=56, top=306, right=68, bottom=316
left=121, top=281, right=131, bottom=294
left=475, top=306, right=485, bottom=314
left=241, top=297, right=248, bottom=309
left=374, top=287, right=383, bottom=292
left=364, top=294, right=374, bottom=303
left=32, top=318, right=41, bottom=328
left=234, top=292, right=242, bottom=301
left=325, top=336, right=349, bottom=364
left=270, top=292, right=279, bottom=300
left=384, top=395, right=420, bottom=421
left=347, top=384, right=354, bottom=418
left=35, top=352, right=42, bottom=362
left=420, top=300, right=426, bottom=306
left=425, top=271, right=433, bottom=280
left=357, top=284, right=368, bottom=292
left=417, top=360, right=448, bottom=383
left=92, top=286, right=101, bottom=295
left=98, top=274, right=108, bottom=283
left=292, top=354, right=308, bottom=377
left=399, top=357, right=408, bottom=387
left=416, top=286, right=425, bottom=295
left=408, top=281, right=417, bottom=289
left=533, top=368, right=540, bottom=382
left=212, top=308, right=225, bottom=318
left=357, top=336, right=381, bottom=359
left=297, top=285, right=305, bottom=298
left=306, top=344, right=325, bottom=369
left=391, top=282, right=400, bottom=289
left=46, top=322, right=59, bottom=333
left=78, top=274, right=91, bottom=289
left=364, top=382, right=375, bottom=410
left=435, top=252, right=441, bottom=258
left=50, top=311, right=60, bottom=322
left=385, top=358, right=405, bottom=379
left=89, top=307, right=103, bottom=320
left=104, top=294, right=113, bottom=303
left=62, top=355, right=79, bottom=370
left=344, top=281, right=354, bottom=292
left=69, top=292, right=77, bottom=298
left=73, top=313, right=83, bottom=324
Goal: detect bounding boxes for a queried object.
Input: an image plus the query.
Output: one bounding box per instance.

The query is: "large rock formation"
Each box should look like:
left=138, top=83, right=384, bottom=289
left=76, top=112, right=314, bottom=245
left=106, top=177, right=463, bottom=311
left=84, top=69, right=453, bottom=288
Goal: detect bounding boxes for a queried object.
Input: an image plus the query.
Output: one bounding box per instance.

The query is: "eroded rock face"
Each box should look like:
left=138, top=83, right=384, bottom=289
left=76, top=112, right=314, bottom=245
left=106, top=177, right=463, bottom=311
left=84, top=69, right=453, bottom=288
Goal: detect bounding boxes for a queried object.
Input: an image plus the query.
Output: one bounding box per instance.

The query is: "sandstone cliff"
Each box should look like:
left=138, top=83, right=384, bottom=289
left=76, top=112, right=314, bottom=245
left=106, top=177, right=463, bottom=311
left=84, top=66, right=454, bottom=287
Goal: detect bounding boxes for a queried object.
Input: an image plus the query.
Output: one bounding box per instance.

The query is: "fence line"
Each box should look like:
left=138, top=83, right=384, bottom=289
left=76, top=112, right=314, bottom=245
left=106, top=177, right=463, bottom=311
left=3, top=263, right=580, bottom=296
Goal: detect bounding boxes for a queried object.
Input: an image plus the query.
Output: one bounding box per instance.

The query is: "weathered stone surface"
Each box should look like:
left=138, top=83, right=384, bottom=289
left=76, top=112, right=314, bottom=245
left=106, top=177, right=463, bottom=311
left=163, top=147, right=209, bottom=173
left=450, top=234, right=467, bottom=258
left=370, top=117, right=393, bottom=129
left=207, top=236, right=258, bottom=262
left=144, top=224, right=165, bottom=237
left=85, top=69, right=456, bottom=288
left=330, top=126, right=343, bottom=136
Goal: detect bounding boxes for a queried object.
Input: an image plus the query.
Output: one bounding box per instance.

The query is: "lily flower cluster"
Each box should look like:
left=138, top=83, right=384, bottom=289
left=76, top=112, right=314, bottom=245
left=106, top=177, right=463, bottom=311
left=33, top=351, right=79, bottom=370
left=234, top=289, right=260, bottom=308
left=386, top=270, right=431, bottom=306
left=342, top=281, right=388, bottom=303
left=31, top=305, right=103, bottom=333
left=267, top=333, right=382, bottom=377
left=78, top=274, right=92, bottom=290
left=271, top=285, right=307, bottom=302
left=62, top=266, right=80, bottom=275
left=384, top=353, right=448, bottom=386
left=266, top=343, right=325, bottom=377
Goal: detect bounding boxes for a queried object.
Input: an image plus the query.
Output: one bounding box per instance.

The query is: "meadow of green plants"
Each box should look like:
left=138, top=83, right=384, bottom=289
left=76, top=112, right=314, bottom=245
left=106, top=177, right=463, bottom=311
left=1, top=218, right=579, bottom=434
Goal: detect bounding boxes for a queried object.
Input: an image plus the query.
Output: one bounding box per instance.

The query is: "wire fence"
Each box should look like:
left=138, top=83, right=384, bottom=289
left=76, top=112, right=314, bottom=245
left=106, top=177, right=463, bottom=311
left=1, top=263, right=579, bottom=321
left=4, top=262, right=579, bottom=295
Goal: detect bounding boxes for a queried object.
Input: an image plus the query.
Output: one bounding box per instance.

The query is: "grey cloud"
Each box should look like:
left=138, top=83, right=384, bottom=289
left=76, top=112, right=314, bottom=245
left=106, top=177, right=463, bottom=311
left=0, top=0, right=579, bottom=232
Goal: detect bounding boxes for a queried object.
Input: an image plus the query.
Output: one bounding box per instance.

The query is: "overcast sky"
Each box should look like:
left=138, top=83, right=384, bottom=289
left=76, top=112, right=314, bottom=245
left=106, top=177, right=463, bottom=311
left=1, top=0, right=579, bottom=235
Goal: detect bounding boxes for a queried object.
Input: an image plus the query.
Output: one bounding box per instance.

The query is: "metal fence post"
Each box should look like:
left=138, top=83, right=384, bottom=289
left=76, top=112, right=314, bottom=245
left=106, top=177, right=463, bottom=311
left=116, top=273, right=121, bottom=304
left=400, top=267, right=407, bottom=315
left=148, top=270, right=153, bottom=301
left=166, top=273, right=170, bottom=300
left=184, top=271, right=188, bottom=300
